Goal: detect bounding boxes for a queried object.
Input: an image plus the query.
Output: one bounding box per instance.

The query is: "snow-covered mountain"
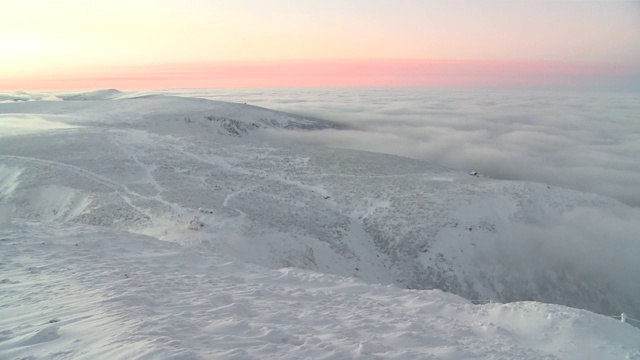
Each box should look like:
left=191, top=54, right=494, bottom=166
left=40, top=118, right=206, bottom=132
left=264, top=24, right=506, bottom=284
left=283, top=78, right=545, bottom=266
left=1, top=91, right=639, bottom=359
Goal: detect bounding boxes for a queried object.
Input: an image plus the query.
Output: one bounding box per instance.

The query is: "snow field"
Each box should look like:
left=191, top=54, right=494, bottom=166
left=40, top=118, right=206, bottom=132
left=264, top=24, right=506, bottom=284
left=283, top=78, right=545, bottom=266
left=1, top=223, right=639, bottom=359
left=1, top=91, right=639, bottom=358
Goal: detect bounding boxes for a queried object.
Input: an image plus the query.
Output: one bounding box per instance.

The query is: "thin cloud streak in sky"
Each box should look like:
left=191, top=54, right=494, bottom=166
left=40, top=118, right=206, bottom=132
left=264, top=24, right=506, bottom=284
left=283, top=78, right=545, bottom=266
left=3, top=60, right=639, bottom=91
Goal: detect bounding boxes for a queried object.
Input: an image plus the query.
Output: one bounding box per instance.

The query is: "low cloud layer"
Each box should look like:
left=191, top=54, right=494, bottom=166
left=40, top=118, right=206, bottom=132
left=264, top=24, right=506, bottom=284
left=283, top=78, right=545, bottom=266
left=493, top=205, right=640, bottom=312
left=5, top=88, right=637, bottom=207
left=176, top=88, right=640, bottom=207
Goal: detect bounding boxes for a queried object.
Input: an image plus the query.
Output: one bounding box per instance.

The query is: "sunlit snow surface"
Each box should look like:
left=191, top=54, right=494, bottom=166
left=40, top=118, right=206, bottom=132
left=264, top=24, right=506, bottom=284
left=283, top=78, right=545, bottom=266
left=1, top=90, right=639, bottom=359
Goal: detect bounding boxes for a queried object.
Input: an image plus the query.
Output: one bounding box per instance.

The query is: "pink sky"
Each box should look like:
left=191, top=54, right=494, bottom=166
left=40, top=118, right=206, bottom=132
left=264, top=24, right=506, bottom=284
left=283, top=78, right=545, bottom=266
left=3, top=60, right=638, bottom=91
left=1, top=1, right=639, bottom=91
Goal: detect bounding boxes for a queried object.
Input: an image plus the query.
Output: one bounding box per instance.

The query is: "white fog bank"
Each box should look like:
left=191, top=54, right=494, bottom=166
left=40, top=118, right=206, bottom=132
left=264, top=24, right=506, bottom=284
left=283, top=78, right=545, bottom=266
left=165, top=88, right=640, bottom=207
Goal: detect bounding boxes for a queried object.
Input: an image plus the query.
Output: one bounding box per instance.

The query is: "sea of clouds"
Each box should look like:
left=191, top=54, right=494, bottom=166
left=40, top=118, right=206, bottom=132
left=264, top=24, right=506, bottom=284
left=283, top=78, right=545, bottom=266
left=3, top=87, right=638, bottom=207
left=166, top=87, right=640, bottom=208
left=181, top=87, right=637, bottom=314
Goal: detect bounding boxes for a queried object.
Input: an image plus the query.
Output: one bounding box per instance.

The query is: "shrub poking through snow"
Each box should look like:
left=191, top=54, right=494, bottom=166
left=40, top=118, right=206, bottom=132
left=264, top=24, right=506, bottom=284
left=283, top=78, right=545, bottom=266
left=187, top=216, right=203, bottom=230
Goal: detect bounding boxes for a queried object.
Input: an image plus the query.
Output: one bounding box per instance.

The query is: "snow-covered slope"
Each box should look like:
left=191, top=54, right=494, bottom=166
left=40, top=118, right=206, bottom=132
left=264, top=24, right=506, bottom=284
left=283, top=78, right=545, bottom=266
left=0, top=91, right=338, bottom=137
left=1, top=91, right=639, bottom=358
left=2, top=222, right=639, bottom=359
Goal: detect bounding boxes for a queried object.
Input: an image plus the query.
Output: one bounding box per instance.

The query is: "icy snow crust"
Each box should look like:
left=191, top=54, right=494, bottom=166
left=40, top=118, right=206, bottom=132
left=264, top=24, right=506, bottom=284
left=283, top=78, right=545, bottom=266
left=1, top=92, right=639, bottom=359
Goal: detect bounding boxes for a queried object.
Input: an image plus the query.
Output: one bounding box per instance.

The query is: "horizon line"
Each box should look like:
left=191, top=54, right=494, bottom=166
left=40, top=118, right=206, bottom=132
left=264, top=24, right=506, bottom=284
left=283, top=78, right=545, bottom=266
left=2, top=59, right=639, bottom=92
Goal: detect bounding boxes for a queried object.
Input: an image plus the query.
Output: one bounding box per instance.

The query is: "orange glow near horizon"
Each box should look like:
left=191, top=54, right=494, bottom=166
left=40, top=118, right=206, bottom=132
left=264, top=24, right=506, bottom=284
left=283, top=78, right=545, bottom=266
left=2, top=1, right=639, bottom=91
left=2, top=60, right=639, bottom=92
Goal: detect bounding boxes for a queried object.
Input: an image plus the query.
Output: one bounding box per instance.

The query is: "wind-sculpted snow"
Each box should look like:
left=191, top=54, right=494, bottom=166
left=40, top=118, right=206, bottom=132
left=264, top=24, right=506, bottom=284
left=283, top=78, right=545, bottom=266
left=1, top=91, right=639, bottom=358
left=2, top=223, right=638, bottom=359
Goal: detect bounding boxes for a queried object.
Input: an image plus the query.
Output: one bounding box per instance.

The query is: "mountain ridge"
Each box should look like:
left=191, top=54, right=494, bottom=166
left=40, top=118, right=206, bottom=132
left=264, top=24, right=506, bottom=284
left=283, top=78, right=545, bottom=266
left=1, top=92, right=638, bottom=322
